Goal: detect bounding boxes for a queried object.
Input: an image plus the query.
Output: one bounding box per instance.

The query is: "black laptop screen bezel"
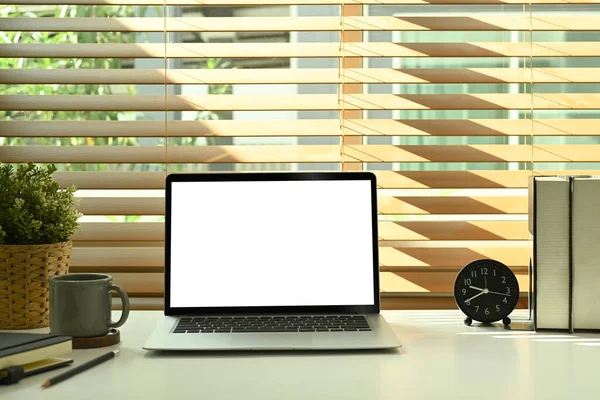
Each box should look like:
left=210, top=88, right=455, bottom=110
left=164, top=172, right=380, bottom=316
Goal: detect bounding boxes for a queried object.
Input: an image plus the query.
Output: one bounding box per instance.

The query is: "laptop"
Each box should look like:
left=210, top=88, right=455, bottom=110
left=143, top=172, right=401, bottom=351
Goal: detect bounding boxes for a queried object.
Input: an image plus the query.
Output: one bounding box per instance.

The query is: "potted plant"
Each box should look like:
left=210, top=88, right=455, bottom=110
left=0, top=163, right=81, bottom=329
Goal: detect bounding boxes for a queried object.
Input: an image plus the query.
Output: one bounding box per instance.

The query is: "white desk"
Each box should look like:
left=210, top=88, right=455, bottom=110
left=3, top=310, right=600, bottom=400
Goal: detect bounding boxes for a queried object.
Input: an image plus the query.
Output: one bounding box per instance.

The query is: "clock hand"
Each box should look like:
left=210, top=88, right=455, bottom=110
left=469, top=286, right=486, bottom=292
left=488, top=290, right=510, bottom=297
left=464, top=291, right=486, bottom=303
left=485, top=275, right=487, bottom=289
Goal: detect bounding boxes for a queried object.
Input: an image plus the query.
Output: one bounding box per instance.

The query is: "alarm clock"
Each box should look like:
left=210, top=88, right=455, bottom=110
left=454, top=259, right=520, bottom=327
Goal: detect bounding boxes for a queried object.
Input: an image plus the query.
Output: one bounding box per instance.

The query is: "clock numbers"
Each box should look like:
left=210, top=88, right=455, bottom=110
left=455, top=260, right=519, bottom=324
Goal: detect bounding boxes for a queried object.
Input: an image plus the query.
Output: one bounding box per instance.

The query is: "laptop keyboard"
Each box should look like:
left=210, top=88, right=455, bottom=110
left=173, top=315, right=371, bottom=333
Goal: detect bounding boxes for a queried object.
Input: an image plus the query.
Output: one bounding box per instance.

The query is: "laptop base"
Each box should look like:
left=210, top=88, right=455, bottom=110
left=143, top=314, right=401, bottom=351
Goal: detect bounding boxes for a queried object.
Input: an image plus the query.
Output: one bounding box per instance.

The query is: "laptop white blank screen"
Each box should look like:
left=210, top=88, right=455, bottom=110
left=169, top=180, right=375, bottom=308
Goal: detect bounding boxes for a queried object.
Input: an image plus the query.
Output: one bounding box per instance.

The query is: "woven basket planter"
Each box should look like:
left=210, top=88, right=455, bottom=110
left=0, top=241, right=72, bottom=329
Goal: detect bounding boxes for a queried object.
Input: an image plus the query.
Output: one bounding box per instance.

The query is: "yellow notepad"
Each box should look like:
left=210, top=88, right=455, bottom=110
left=0, top=357, right=73, bottom=384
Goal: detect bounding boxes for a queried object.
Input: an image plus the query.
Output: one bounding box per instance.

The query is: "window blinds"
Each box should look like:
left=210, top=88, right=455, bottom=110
left=1, top=0, right=599, bottom=310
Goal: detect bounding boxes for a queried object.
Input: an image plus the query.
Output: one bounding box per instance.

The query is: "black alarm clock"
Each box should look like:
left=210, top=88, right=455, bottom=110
left=454, top=259, right=520, bottom=327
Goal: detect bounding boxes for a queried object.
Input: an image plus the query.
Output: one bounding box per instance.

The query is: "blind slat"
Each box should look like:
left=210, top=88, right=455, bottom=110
left=70, top=246, right=529, bottom=269
left=72, top=195, right=528, bottom=215
left=380, top=247, right=529, bottom=269
left=374, top=170, right=599, bottom=189
left=5, top=16, right=600, bottom=33
left=78, top=198, right=164, bottom=215
left=52, top=170, right=595, bottom=190
left=2, top=42, right=597, bottom=58
left=3, top=94, right=600, bottom=111
left=110, top=273, right=163, bottom=295
left=6, top=119, right=600, bottom=138
left=378, top=196, right=527, bottom=215
left=72, top=247, right=163, bottom=267
left=75, top=223, right=165, bottom=242
left=4, top=145, right=600, bottom=164
left=55, top=172, right=168, bottom=189
left=3, top=68, right=600, bottom=85
left=380, top=271, right=529, bottom=293
left=1, top=0, right=597, bottom=5
left=73, top=221, right=530, bottom=242
left=378, top=221, right=529, bottom=241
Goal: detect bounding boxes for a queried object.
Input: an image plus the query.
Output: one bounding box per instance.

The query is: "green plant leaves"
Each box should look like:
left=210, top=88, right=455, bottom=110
left=0, top=162, right=81, bottom=244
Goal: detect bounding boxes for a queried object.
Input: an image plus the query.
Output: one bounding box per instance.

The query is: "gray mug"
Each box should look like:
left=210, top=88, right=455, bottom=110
left=50, top=273, right=130, bottom=337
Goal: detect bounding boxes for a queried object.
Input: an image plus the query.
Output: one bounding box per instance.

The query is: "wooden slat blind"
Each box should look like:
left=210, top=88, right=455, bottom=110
left=3, top=94, right=600, bottom=111
left=2, top=42, right=599, bottom=58
left=5, top=16, right=600, bottom=32
left=5, top=68, right=600, bottom=85
left=3, top=119, right=600, bottom=137
left=1, top=0, right=599, bottom=310
left=1, top=0, right=598, bottom=5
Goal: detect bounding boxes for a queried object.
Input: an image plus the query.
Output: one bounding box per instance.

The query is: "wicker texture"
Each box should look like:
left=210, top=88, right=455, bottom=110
left=0, top=241, right=71, bottom=329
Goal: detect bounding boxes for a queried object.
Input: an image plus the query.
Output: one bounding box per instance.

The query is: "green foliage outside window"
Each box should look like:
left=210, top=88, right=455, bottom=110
left=0, top=5, right=229, bottom=156
left=0, top=5, right=138, bottom=129
left=0, top=5, right=231, bottom=222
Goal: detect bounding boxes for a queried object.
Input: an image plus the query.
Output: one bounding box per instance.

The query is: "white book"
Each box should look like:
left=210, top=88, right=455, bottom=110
left=571, top=177, right=600, bottom=331
left=532, top=176, right=571, bottom=331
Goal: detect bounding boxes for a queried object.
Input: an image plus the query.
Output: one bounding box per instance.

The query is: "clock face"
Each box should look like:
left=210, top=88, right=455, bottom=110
left=454, top=259, right=520, bottom=323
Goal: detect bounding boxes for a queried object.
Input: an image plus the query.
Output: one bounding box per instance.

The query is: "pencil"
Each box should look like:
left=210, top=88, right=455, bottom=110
left=42, top=350, right=119, bottom=388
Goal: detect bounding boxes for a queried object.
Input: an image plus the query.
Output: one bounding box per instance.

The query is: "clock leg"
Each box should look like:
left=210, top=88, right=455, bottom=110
left=464, top=317, right=472, bottom=326
left=502, top=317, right=511, bottom=327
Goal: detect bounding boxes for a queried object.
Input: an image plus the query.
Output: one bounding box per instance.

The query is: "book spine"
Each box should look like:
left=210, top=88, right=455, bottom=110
left=571, top=178, right=600, bottom=331
left=533, top=177, right=571, bottom=331
left=568, top=177, right=574, bottom=334
left=533, top=179, right=538, bottom=330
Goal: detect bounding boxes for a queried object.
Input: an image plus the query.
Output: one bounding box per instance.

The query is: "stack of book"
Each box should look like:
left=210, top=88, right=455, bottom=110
left=0, top=333, right=72, bottom=384
left=529, top=176, right=600, bottom=332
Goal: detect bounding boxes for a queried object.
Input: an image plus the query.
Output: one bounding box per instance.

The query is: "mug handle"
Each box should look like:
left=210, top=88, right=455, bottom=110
left=109, top=285, right=130, bottom=328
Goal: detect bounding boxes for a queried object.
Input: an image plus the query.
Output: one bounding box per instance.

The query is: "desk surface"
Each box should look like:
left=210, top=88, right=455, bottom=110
left=3, top=310, right=600, bottom=400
